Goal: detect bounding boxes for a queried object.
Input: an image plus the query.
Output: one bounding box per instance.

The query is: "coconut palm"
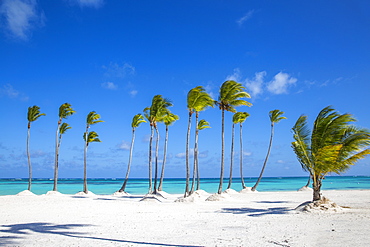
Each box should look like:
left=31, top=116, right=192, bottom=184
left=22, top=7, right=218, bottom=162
left=158, top=112, right=179, bottom=191
left=83, top=111, right=103, bottom=194
left=144, top=95, right=172, bottom=194
left=292, top=106, right=370, bottom=201
left=185, top=86, right=215, bottom=197
left=193, top=119, right=211, bottom=191
left=118, top=114, right=146, bottom=193
left=227, top=112, right=250, bottom=190
left=55, top=122, right=71, bottom=187
left=252, top=110, right=286, bottom=191
left=26, top=106, right=46, bottom=191
left=217, top=80, right=251, bottom=194
left=53, top=103, right=75, bottom=191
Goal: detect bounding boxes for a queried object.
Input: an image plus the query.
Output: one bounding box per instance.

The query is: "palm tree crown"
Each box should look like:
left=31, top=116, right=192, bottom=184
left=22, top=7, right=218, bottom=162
left=217, top=80, right=252, bottom=112
left=58, top=103, right=75, bottom=121
left=27, top=105, right=46, bottom=124
left=187, top=86, right=215, bottom=113
left=86, top=111, right=104, bottom=126
left=233, top=112, right=250, bottom=125
left=269, top=109, right=287, bottom=126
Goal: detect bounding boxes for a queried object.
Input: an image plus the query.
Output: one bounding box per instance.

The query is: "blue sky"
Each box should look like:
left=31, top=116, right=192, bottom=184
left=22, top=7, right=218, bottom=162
left=1, top=0, right=370, bottom=179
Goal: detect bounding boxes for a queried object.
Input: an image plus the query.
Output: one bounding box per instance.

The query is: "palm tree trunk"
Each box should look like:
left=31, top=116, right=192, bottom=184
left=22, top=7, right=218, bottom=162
left=252, top=123, right=274, bottom=191
left=27, top=123, right=32, bottom=191
left=196, top=159, right=200, bottom=191
left=153, top=126, right=160, bottom=194
left=240, top=123, right=246, bottom=189
left=53, top=120, right=61, bottom=191
left=148, top=125, right=154, bottom=194
left=305, top=176, right=311, bottom=187
left=185, top=112, right=192, bottom=197
left=218, top=109, right=225, bottom=194
left=119, top=128, right=135, bottom=192
left=191, top=112, right=199, bottom=193
left=158, top=126, right=169, bottom=191
left=227, top=123, right=235, bottom=189
left=83, top=141, right=88, bottom=194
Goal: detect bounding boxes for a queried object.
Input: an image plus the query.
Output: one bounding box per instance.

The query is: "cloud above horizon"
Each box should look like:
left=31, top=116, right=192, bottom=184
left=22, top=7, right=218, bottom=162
left=237, top=10, right=255, bottom=26
left=0, top=84, right=29, bottom=101
left=0, top=0, right=45, bottom=40
left=267, top=72, right=297, bottom=94
left=69, top=0, right=104, bottom=8
left=101, top=82, right=118, bottom=90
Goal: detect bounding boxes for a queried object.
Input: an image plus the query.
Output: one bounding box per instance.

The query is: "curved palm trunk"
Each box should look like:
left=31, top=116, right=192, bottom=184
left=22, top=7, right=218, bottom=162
left=148, top=125, right=154, bottom=194
left=119, top=128, right=135, bottom=192
left=153, top=127, right=160, bottom=194
left=53, top=120, right=61, bottom=191
left=312, top=174, right=322, bottom=201
left=158, top=126, right=169, bottom=191
left=191, top=112, right=199, bottom=193
left=227, top=123, right=235, bottom=189
left=83, top=140, right=88, bottom=194
left=252, top=123, right=274, bottom=191
left=27, top=123, right=32, bottom=191
left=196, top=159, right=200, bottom=191
left=240, top=123, right=246, bottom=189
left=218, top=109, right=225, bottom=194
left=185, top=112, right=192, bottom=197
left=305, top=176, right=311, bottom=187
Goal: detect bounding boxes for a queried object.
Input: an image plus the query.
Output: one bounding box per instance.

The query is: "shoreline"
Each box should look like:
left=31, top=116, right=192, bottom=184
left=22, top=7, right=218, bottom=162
left=1, top=190, right=369, bottom=246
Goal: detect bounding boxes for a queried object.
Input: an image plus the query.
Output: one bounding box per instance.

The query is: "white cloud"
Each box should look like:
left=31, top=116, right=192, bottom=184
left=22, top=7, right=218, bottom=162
left=0, top=84, right=29, bottom=101
left=103, top=62, right=136, bottom=79
left=0, top=0, right=45, bottom=40
left=237, top=10, right=255, bottom=26
left=176, top=148, right=194, bottom=159
left=225, top=68, right=242, bottom=82
left=118, top=140, right=130, bottom=151
left=130, top=90, right=138, bottom=97
left=267, top=72, right=297, bottom=94
left=72, top=0, right=104, bottom=8
left=101, top=82, right=118, bottom=90
left=245, top=71, right=266, bottom=98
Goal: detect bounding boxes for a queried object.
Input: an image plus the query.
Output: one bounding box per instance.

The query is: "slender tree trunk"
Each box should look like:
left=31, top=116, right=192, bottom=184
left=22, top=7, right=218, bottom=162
left=119, top=128, right=135, bottom=192
left=185, top=112, right=192, bottom=197
left=312, top=175, right=322, bottom=201
left=252, top=123, right=274, bottom=191
left=305, top=176, right=311, bottom=187
left=53, top=119, right=61, bottom=191
left=83, top=126, right=89, bottom=194
left=148, top=125, right=154, bottom=194
left=191, top=112, right=199, bottom=193
left=240, top=123, right=246, bottom=189
left=227, top=123, right=235, bottom=189
left=218, top=109, right=225, bottom=194
left=196, top=159, right=200, bottom=191
left=153, top=126, right=160, bottom=194
left=158, top=126, right=169, bottom=191
left=27, top=123, right=32, bottom=191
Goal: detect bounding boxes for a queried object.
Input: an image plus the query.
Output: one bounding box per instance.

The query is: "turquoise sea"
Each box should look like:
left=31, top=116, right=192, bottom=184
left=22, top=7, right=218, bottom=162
left=0, top=176, right=369, bottom=196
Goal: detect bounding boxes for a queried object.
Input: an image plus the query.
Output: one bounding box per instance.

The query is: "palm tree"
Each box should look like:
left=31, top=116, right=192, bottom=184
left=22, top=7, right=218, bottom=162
left=83, top=111, right=103, bottom=194
left=292, top=106, right=370, bottom=201
left=252, top=110, right=286, bottom=191
left=227, top=112, right=250, bottom=190
left=53, top=103, right=75, bottom=191
left=217, top=80, right=251, bottom=194
left=26, top=106, right=46, bottom=191
left=144, top=95, right=172, bottom=194
left=185, top=86, right=215, bottom=197
left=193, top=119, right=211, bottom=191
left=118, top=114, right=146, bottom=193
left=55, top=122, right=71, bottom=188
left=158, top=112, right=179, bottom=191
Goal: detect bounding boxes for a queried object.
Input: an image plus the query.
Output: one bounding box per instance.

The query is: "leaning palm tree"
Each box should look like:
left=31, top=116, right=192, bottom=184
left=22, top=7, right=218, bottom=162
left=227, top=112, right=250, bottom=190
left=83, top=111, right=103, bottom=194
left=118, top=114, right=146, bottom=193
left=144, top=95, right=172, bottom=194
left=185, top=86, right=215, bottom=197
left=55, top=122, right=71, bottom=187
left=252, top=110, right=286, bottom=191
left=292, top=106, right=370, bottom=201
left=217, top=80, right=251, bottom=194
left=193, top=119, right=211, bottom=191
left=26, top=106, right=46, bottom=191
left=53, top=103, right=75, bottom=191
left=158, top=112, right=179, bottom=191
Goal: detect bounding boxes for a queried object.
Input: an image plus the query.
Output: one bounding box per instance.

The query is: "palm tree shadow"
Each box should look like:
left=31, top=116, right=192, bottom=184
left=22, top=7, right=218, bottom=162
left=0, top=222, right=202, bottom=247
left=221, top=207, right=293, bottom=217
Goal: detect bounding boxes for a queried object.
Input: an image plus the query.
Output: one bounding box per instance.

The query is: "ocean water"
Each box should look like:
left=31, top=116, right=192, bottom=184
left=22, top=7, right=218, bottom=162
left=0, top=176, right=369, bottom=196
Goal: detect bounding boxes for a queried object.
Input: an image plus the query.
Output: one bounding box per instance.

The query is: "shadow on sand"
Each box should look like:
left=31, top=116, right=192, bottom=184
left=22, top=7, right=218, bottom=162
left=221, top=206, right=293, bottom=217
left=0, top=222, right=202, bottom=247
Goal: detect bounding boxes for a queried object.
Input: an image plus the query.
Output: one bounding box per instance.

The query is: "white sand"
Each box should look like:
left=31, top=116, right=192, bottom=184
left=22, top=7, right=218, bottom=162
left=1, top=190, right=369, bottom=246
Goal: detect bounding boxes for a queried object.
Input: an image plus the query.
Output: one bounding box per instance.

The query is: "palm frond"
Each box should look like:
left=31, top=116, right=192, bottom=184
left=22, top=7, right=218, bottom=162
left=27, top=105, right=46, bottom=122
left=198, top=119, right=211, bottom=130
left=59, top=122, right=71, bottom=134
left=59, top=103, right=75, bottom=119
left=269, top=109, right=287, bottom=123
left=232, top=112, right=250, bottom=124
left=86, top=111, right=104, bottom=125
left=132, top=113, right=146, bottom=128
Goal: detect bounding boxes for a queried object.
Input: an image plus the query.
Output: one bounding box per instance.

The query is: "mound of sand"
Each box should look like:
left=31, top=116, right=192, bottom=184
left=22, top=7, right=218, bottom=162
left=296, top=197, right=343, bottom=213
left=223, top=188, right=238, bottom=194
left=16, top=190, right=36, bottom=196
left=205, top=193, right=230, bottom=201
left=297, top=186, right=313, bottom=192
left=75, top=191, right=96, bottom=196
left=175, top=190, right=210, bottom=203
left=239, top=187, right=256, bottom=193
left=112, top=191, right=130, bottom=196
left=45, top=191, right=64, bottom=196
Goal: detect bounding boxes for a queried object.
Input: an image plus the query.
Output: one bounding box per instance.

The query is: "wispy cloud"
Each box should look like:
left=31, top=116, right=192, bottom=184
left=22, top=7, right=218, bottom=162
left=130, top=90, right=138, bottom=97
left=103, top=62, right=136, bottom=79
left=267, top=72, right=297, bottom=94
left=0, top=84, right=29, bottom=101
left=101, top=81, right=118, bottom=90
left=236, top=10, right=255, bottom=26
left=0, top=0, right=45, bottom=40
left=70, top=0, right=104, bottom=8
left=245, top=71, right=266, bottom=98
left=118, top=140, right=130, bottom=151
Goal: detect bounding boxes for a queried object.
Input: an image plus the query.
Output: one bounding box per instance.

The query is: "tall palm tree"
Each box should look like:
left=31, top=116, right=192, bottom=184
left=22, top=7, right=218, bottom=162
left=252, top=110, right=286, bottom=191
left=53, top=103, right=75, bottom=191
left=83, top=111, right=103, bottom=194
left=158, top=112, right=179, bottom=191
left=217, top=80, right=251, bottom=194
left=193, top=119, right=211, bottom=191
left=144, top=95, right=172, bottom=194
left=118, top=114, right=146, bottom=193
left=26, top=106, right=46, bottom=191
left=185, top=86, right=215, bottom=197
left=55, top=122, right=71, bottom=188
left=227, top=112, right=250, bottom=190
left=292, top=106, right=370, bottom=201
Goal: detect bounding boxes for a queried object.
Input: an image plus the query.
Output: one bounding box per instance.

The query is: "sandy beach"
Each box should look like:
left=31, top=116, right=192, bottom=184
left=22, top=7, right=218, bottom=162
left=0, top=190, right=369, bottom=247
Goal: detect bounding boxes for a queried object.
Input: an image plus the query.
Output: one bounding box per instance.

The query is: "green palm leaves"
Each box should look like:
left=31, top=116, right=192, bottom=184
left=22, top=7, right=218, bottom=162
left=26, top=106, right=46, bottom=191
left=292, top=106, right=370, bottom=201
